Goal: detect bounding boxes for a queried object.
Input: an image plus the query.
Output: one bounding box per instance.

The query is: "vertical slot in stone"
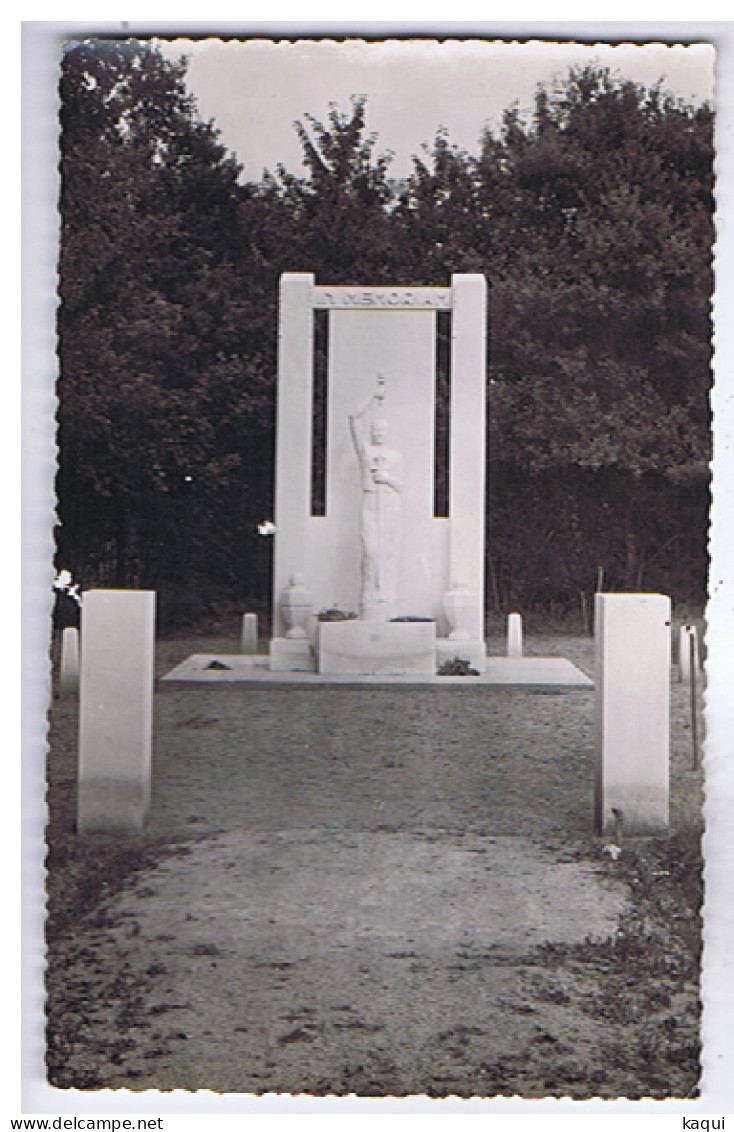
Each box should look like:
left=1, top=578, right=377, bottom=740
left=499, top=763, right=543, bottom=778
left=311, top=307, right=328, bottom=516
left=434, top=309, right=451, bottom=518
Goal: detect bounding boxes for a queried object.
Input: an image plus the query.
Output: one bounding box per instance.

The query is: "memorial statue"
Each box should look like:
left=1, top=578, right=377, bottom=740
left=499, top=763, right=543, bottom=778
left=348, top=373, right=403, bottom=620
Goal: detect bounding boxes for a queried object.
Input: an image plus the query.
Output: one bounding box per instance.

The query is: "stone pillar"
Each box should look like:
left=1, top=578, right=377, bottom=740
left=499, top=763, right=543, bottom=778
left=507, top=612, right=523, bottom=658
left=678, top=623, right=700, bottom=683
left=77, top=590, right=156, bottom=834
left=272, top=272, right=315, bottom=638
left=59, top=626, right=80, bottom=693
left=241, top=612, right=258, bottom=655
left=449, top=274, right=487, bottom=644
left=594, top=593, right=670, bottom=836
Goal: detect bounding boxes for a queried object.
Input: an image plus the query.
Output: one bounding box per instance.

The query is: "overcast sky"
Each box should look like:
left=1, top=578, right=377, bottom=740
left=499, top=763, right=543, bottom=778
left=156, top=38, right=715, bottom=182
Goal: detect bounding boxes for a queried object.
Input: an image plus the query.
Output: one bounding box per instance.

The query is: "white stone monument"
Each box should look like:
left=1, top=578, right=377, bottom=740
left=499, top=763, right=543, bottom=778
left=594, top=593, right=670, bottom=836
left=77, top=590, right=156, bottom=833
left=269, top=274, right=487, bottom=675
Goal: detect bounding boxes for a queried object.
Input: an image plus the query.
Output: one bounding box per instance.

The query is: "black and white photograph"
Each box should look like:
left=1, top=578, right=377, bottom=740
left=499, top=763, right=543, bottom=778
left=19, top=18, right=734, bottom=1120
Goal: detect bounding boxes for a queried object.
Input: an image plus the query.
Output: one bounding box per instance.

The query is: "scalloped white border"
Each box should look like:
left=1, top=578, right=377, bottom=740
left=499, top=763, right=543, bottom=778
left=18, top=19, right=734, bottom=1121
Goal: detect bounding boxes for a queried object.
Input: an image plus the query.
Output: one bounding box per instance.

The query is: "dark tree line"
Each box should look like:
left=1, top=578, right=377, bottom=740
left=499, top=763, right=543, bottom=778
left=56, top=41, right=713, bottom=628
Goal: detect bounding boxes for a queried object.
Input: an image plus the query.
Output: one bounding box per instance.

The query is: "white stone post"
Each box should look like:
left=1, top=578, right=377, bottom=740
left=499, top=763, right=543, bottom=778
left=59, top=626, right=80, bottom=693
left=449, top=274, right=487, bottom=645
left=678, top=624, right=700, bottom=683
left=272, top=273, right=315, bottom=639
left=507, top=612, right=523, bottom=658
left=241, top=612, right=258, bottom=654
left=77, top=590, right=156, bottom=834
left=594, top=593, right=670, bottom=836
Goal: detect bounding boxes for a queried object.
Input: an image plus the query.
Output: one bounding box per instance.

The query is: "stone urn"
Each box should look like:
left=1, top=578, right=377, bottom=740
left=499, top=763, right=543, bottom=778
left=281, top=573, right=313, bottom=639
left=443, top=580, right=474, bottom=641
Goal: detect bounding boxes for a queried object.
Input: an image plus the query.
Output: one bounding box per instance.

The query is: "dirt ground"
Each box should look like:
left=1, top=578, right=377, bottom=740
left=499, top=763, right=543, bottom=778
left=44, top=631, right=704, bottom=1098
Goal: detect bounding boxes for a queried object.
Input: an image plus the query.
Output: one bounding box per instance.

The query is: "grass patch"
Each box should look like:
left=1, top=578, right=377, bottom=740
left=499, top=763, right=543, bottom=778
left=527, top=829, right=703, bottom=1097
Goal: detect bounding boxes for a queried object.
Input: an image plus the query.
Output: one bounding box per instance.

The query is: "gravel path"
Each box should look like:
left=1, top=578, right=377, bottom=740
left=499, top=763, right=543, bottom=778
left=44, top=633, right=704, bottom=1097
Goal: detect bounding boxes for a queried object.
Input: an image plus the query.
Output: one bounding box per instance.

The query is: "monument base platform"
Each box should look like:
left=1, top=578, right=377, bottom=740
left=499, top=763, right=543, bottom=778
left=269, top=637, right=316, bottom=672
left=160, top=654, right=593, bottom=690
left=435, top=637, right=487, bottom=674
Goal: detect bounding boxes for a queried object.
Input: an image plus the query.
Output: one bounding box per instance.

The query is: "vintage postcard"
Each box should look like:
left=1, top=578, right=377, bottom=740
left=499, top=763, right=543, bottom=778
left=21, top=24, right=734, bottom=1119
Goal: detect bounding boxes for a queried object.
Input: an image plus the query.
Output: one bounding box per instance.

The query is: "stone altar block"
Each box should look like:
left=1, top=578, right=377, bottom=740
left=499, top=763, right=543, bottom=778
left=77, top=589, right=156, bottom=833
left=319, top=620, right=436, bottom=676
left=594, top=593, right=670, bottom=836
left=270, top=274, right=487, bottom=673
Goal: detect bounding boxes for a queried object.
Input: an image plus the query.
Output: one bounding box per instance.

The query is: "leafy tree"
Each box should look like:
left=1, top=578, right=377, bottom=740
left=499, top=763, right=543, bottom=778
left=259, top=96, right=404, bottom=282
left=398, top=66, right=712, bottom=599
left=57, top=40, right=277, bottom=617
left=57, top=52, right=713, bottom=622
left=485, top=68, right=712, bottom=458
left=485, top=69, right=712, bottom=597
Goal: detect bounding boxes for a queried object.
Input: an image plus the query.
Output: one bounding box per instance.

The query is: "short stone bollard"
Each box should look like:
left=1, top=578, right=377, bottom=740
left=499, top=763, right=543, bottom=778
left=241, top=612, right=259, bottom=654
left=507, top=612, right=523, bottom=658
left=59, top=626, right=80, bottom=694
left=77, top=590, right=156, bottom=834
left=678, top=624, right=700, bottom=684
left=594, top=593, right=670, bottom=836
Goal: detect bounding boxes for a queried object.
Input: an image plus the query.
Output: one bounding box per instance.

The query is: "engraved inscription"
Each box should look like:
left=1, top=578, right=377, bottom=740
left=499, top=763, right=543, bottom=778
left=313, top=287, right=452, bottom=311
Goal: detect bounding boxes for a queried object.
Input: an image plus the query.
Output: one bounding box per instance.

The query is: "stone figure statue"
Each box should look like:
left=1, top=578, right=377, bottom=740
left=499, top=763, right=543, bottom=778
left=348, top=373, right=403, bottom=621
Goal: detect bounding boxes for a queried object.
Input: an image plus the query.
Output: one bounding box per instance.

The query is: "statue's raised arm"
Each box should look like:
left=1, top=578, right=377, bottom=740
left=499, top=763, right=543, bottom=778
left=348, top=373, right=385, bottom=466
